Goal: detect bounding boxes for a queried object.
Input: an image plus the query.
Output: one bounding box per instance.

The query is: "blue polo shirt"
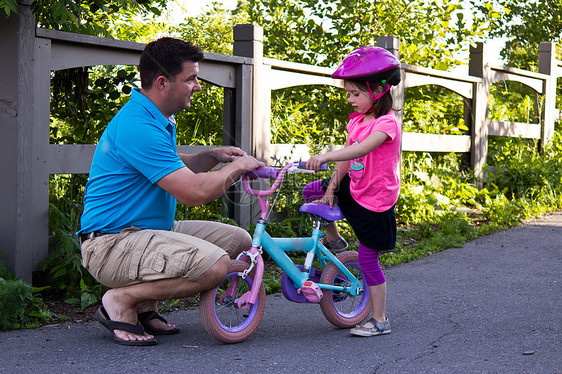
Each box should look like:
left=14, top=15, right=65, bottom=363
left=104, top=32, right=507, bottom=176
left=77, top=88, right=186, bottom=235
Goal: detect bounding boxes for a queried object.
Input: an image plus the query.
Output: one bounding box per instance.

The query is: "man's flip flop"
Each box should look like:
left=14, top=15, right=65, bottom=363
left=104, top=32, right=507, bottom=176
left=95, top=306, right=158, bottom=346
left=137, top=311, right=181, bottom=335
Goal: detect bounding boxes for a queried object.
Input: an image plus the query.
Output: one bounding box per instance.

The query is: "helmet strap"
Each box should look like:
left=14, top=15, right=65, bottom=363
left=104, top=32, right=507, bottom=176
left=366, top=80, right=391, bottom=102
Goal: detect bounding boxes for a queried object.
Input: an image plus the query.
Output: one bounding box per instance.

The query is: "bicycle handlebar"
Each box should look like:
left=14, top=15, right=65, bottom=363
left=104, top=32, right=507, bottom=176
left=242, top=161, right=327, bottom=197
left=245, top=161, right=327, bottom=180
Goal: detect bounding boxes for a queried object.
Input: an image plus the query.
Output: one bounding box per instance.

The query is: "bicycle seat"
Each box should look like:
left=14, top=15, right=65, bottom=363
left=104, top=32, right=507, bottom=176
left=299, top=203, right=344, bottom=221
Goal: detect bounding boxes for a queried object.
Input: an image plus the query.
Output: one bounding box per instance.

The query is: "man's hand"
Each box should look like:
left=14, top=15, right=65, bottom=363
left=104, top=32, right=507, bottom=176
left=213, top=147, right=246, bottom=163
left=231, top=154, right=265, bottom=174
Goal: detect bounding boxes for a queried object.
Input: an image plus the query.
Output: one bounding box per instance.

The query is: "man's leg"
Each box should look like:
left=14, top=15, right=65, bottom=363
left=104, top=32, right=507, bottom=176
left=172, top=220, right=251, bottom=259
left=102, top=254, right=230, bottom=342
left=134, top=227, right=251, bottom=334
left=83, top=225, right=248, bottom=342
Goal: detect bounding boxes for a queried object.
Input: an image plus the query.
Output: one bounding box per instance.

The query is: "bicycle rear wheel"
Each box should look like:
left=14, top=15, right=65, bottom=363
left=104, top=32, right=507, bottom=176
left=319, top=251, right=371, bottom=328
left=199, top=260, right=266, bottom=344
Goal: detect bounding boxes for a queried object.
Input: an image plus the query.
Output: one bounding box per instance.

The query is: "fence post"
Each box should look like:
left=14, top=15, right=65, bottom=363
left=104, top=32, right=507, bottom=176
left=232, top=24, right=267, bottom=227
left=377, top=36, right=404, bottom=177
left=538, top=42, right=557, bottom=145
left=377, top=36, right=404, bottom=127
left=469, top=42, right=491, bottom=186
left=0, top=1, right=49, bottom=282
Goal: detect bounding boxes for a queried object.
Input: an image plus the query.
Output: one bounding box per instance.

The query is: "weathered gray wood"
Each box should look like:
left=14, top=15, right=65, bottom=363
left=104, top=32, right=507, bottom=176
left=469, top=43, right=491, bottom=185
left=233, top=24, right=263, bottom=226
left=0, top=3, right=43, bottom=283
left=31, top=29, right=52, bottom=272
left=539, top=42, right=559, bottom=144
left=488, top=121, right=542, bottom=139
left=402, top=133, right=472, bottom=152
left=489, top=64, right=546, bottom=94
left=0, top=11, right=20, bottom=280
left=47, top=145, right=96, bottom=174
left=403, top=70, right=474, bottom=98
left=267, top=69, right=341, bottom=90
left=36, top=28, right=146, bottom=52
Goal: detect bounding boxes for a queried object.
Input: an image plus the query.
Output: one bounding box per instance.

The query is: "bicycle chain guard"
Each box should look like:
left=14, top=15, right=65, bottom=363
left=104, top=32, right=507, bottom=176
left=280, top=265, right=322, bottom=303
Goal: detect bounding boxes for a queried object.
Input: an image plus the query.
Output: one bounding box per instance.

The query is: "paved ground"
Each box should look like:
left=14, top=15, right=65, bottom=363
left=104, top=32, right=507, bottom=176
left=1, top=212, right=561, bottom=374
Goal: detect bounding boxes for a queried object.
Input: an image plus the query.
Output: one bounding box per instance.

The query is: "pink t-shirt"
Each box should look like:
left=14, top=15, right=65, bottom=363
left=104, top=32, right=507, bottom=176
left=346, top=111, right=401, bottom=212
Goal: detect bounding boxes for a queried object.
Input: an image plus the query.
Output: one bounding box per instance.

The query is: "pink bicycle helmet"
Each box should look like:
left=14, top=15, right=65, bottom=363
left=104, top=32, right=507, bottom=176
left=332, top=46, right=401, bottom=103
left=332, top=46, right=400, bottom=83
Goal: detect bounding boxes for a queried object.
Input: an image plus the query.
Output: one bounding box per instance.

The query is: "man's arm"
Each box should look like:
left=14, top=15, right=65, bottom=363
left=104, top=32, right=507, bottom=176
left=157, top=154, right=263, bottom=206
left=178, top=147, right=246, bottom=173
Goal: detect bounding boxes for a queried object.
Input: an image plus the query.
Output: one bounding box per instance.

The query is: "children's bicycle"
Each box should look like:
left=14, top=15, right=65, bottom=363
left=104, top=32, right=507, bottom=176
left=199, top=162, right=371, bottom=343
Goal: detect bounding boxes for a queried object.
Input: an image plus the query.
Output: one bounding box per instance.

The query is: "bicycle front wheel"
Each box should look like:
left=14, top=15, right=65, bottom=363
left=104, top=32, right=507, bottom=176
left=319, top=251, right=371, bottom=328
left=199, top=260, right=266, bottom=344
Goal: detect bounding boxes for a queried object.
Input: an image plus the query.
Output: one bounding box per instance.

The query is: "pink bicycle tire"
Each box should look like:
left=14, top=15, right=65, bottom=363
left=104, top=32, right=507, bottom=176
left=319, top=251, right=372, bottom=328
left=199, top=260, right=266, bottom=344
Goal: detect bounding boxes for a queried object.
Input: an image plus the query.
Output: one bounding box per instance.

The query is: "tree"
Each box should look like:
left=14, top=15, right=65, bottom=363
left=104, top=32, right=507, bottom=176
left=240, top=0, right=495, bottom=69
left=474, top=0, right=562, bottom=69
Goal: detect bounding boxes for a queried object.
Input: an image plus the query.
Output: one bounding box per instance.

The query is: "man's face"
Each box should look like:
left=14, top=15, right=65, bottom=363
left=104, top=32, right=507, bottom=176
left=164, top=60, right=202, bottom=114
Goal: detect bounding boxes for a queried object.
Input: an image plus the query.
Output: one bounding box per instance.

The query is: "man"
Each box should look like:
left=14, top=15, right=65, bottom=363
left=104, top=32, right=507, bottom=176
left=77, top=37, right=263, bottom=346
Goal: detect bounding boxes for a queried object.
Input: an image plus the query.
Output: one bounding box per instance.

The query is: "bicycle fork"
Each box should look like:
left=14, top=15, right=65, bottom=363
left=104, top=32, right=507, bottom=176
left=226, top=223, right=267, bottom=309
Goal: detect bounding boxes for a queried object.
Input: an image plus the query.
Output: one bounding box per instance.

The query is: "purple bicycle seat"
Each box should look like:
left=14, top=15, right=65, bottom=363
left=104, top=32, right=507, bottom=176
left=299, top=203, right=344, bottom=221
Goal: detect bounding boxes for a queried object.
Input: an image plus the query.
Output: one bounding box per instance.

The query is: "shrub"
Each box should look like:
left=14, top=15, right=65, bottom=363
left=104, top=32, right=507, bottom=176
left=0, top=259, right=52, bottom=331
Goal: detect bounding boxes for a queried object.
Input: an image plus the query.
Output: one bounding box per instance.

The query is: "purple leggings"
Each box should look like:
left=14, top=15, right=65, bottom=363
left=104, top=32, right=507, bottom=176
left=303, top=181, right=386, bottom=286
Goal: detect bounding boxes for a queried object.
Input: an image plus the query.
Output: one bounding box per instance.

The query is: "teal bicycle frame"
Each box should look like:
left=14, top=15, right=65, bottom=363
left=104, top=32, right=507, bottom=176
left=236, top=162, right=365, bottom=308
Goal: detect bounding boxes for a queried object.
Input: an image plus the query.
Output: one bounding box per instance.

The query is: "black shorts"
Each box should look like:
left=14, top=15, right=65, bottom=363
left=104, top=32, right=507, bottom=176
left=322, top=175, right=396, bottom=252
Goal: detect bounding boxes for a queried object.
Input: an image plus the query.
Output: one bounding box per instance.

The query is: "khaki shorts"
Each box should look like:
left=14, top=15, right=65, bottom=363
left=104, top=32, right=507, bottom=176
left=81, top=220, right=247, bottom=288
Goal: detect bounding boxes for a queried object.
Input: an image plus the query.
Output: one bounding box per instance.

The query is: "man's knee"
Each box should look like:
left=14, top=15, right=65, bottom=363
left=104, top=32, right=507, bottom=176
left=233, top=231, right=252, bottom=258
left=204, top=255, right=230, bottom=287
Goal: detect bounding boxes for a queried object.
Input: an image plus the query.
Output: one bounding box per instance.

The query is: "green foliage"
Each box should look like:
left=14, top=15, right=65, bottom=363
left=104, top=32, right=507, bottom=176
left=403, top=86, right=468, bottom=134
left=270, top=86, right=349, bottom=149
left=0, top=0, right=17, bottom=16
left=489, top=82, right=543, bottom=124
left=476, top=0, right=562, bottom=68
left=0, top=259, right=52, bottom=331
left=0, top=279, right=52, bottom=331
left=50, top=65, right=139, bottom=147
left=32, top=0, right=168, bottom=37
left=242, top=0, right=486, bottom=69
left=37, top=197, right=107, bottom=309
left=486, top=136, right=562, bottom=200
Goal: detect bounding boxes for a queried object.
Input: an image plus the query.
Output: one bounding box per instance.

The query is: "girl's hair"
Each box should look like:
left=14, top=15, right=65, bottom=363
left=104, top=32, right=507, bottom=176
left=346, top=80, right=393, bottom=118
left=139, top=37, right=204, bottom=89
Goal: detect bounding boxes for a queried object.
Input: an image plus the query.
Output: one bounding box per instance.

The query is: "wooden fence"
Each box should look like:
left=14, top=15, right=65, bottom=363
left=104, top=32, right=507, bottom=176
left=1, top=6, right=560, bottom=281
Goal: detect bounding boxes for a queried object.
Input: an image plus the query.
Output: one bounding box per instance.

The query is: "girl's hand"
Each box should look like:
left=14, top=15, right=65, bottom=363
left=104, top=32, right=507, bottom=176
left=311, top=191, right=336, bottom=209
left=306, top=155, right=328, bottom=172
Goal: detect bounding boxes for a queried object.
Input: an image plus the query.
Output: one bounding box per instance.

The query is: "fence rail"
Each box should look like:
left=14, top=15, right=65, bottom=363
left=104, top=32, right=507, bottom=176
left=1, top=7, right=560, bottom=281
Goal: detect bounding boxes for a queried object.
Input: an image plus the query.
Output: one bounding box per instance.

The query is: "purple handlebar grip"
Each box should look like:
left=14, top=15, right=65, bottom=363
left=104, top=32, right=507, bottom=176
left=246, top=166, right=281, bottom=179
left=295, top=161, right=328, bottom=171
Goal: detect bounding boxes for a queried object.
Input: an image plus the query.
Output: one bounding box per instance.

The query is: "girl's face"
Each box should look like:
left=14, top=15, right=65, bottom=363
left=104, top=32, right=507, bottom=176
left=344, top=81, right=374, bottom=114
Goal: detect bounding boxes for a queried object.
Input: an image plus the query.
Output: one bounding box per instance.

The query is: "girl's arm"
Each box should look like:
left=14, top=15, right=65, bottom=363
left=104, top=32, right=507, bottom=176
left=306, top=130, right=389, bottom=172
left=317, top=160, right=349, bottom=208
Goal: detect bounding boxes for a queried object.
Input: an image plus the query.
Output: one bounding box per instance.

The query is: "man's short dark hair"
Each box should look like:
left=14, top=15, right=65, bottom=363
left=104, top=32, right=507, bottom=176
left=139, top=37, right=204, bottom=89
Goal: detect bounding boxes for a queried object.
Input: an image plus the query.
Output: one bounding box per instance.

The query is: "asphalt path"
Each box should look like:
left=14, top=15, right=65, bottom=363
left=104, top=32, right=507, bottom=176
left=1, top=212, right=561, bottom=374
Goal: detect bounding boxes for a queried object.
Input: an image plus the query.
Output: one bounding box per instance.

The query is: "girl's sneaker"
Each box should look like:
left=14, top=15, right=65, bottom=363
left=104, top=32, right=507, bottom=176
left=350, top=318, right=391, bottom=337
left=319, top=237, right=348, bottom=253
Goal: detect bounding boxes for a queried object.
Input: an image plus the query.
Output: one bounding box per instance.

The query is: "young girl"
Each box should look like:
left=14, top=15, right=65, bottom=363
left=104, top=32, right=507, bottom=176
left=304, top=46, right=402, bottom=337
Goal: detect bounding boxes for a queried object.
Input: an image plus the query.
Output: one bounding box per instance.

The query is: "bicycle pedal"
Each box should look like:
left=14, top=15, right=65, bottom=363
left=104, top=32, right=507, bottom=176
left=297, top=280, right=323, bottom=303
